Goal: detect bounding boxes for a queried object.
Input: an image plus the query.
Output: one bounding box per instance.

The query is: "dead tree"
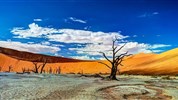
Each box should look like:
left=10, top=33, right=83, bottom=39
left=40, top=59, right=47, bottom=74
left=8, top=65, right=13, bottom=72
left=49, top=67, right=52, bottom=74
left=99, top=39, right=130, bottom=80
left=22, top=67, right=26, bottom=73
left=0, top=66, right=2, bottom=72
left=31, top=58, right=47, bottom=74
left=56, top=66, right=61, bottom=74
left=16, top=67, right=26, bottom=74
left=26, top=68, right=30, bottom=74
left=31, top=62, right=40, bottom=73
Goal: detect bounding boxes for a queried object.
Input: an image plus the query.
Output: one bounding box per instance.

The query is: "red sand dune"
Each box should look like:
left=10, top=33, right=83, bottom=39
left=0, top=47, right=178, bottom=75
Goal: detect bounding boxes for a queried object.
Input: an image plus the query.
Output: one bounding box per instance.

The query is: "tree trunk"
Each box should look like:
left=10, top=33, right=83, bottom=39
left=35, top=68, right=38, bottom=73
left=109, top=65, right=117, bottom=80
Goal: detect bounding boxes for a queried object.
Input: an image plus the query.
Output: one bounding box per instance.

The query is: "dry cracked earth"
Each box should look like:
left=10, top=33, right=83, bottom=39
left=0, top=73, right=178, bottom=100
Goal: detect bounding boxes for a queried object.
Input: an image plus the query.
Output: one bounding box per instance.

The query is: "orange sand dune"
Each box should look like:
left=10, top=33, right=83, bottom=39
left=0, top=47, right=178, bottom=75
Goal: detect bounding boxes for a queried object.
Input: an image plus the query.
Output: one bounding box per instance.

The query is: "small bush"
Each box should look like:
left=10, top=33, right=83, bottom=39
left=161, top=76, right=172, bottom=80
left=151, top=76, right=158, bottom=78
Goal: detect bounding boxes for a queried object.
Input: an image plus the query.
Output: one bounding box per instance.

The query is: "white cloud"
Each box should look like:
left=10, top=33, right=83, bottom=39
left=10, top=23, right=171, bottom=60
left=41, top=41, right=51, bottom=46
left=84, top=26, right=91, bottom=30
left=133, top=35, right=137, bottom=37
left=153, top=12, right=159, bottom=15
left=34, top=19, right=42, bottom=22
left=156, top=35, right=161, bottom=37
left=11, top=23, right=128, bottom=44
left=68, top=17, right=87, bottom=23
left=69, top=42, right=171, bottom=57
left=0, top=40, right=60, bottom=54
left=11, top=23, right=60, bottom=38
left=70, top=55, right=95, bottom=60
left=150, top=44, right=171, bottom=49
left=48, top=29, right=129, bottom=44
left=138, top=12, right=159, bottom=18
left=151, top=50, right=163, bottom=53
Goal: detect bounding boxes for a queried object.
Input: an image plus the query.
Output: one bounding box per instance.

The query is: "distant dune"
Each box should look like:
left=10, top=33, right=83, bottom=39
left=0, top=47, right=178, bottom=75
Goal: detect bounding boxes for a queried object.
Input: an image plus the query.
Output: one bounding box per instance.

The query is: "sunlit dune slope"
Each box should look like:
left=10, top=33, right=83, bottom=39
left=0, top=47, right=178, bottom=75
left=0, top=47, right=109, bottom=74
left=0, top=53, right=109, bottom=74
left=121, top=48, right=178, bottom=75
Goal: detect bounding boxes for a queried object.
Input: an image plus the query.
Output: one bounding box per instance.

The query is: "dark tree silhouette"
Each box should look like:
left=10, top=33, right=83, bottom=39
left=56, top=66, right=61, bottom=74
left=99, top=39, right=130, bottom=80
left=49, top=67, right=52, bottom=74
left=8, top=65, right=13, bottom=72
left=0, top=66, right=2, bottom=72
left=22, top=67, right=26, bottom=73
left=40, top=59, right=47, bottom=74
left=31, top=58, right=47, bottom=74
left=31, top=62, right=40, bottom=73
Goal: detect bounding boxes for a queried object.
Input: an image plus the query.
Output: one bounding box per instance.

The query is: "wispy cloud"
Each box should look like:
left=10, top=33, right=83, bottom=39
left=138, top=12, right=159, bottom=18
left=68, top=17, right=87, bottom=23
left=34, top=19, right=43, bottom=22
left=150, top=44, right=171, bottom=49
left=0, top=40, right=60, bottom=55
left=152, top=12, right=159, bottom=15
left=70, top=55, right=95, bottom=60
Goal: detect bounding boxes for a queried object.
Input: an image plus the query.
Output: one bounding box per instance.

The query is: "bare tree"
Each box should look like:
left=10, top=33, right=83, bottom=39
left=0, top=66, right=2, bottom=72
left=22, top=67, right=26, bottom=73
left=26, top=68, right=30, bottom=74
left=40, top=59, right=47, bottom=74
left=99, top=38, right=130, bottom=80
left=49, top=67, right=52, bottom=74
left=31, top=58, right=47, bottom=74
left=31, top=62, right=41, bottom=73
left=8, top=65, right=13, bottom=72
left=56, top=66, right=61, bottom=74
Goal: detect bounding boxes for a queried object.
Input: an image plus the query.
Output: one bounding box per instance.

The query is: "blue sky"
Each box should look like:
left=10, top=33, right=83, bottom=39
left=0, top=0, right=177, bottom=60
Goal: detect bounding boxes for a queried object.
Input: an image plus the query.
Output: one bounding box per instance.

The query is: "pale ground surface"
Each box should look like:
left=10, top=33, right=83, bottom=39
left=0, top=73, right=178, bottom=100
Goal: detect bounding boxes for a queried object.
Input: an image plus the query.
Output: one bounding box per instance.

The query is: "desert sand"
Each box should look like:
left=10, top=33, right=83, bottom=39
left=1, top=47, right=178, bottom=75
left=0, top=73, right=178, bottom=100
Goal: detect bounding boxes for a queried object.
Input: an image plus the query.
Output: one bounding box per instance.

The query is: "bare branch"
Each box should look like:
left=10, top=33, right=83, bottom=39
left=33, top=62, right=38, bottom=65
left=99, top=52, right=112, bottom=63
left=31, top=69, right=36, bottom=73
left=37, top=65, right=41, bottom=69
left=22, top=67, right=26, bottom=73
left=115, top=43, right=127, bottom=54
left=98, top=62, right=111, bottom=69
left=117, top=56, right=125, bottom=64
left=115, top=51, right=128, bottom=61
left=114, top=46, right=117, bottom=51
left=120, top=63, right=123, bottom=66
left=40, top=59, right=48, bottom=74
left=113, top=36, right=119, bottom=42
left=32, top=62, right=40, bottom=73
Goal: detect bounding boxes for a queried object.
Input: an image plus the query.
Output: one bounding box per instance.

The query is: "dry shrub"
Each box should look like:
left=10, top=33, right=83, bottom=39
left=161, top=76, right=174, bottom=80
